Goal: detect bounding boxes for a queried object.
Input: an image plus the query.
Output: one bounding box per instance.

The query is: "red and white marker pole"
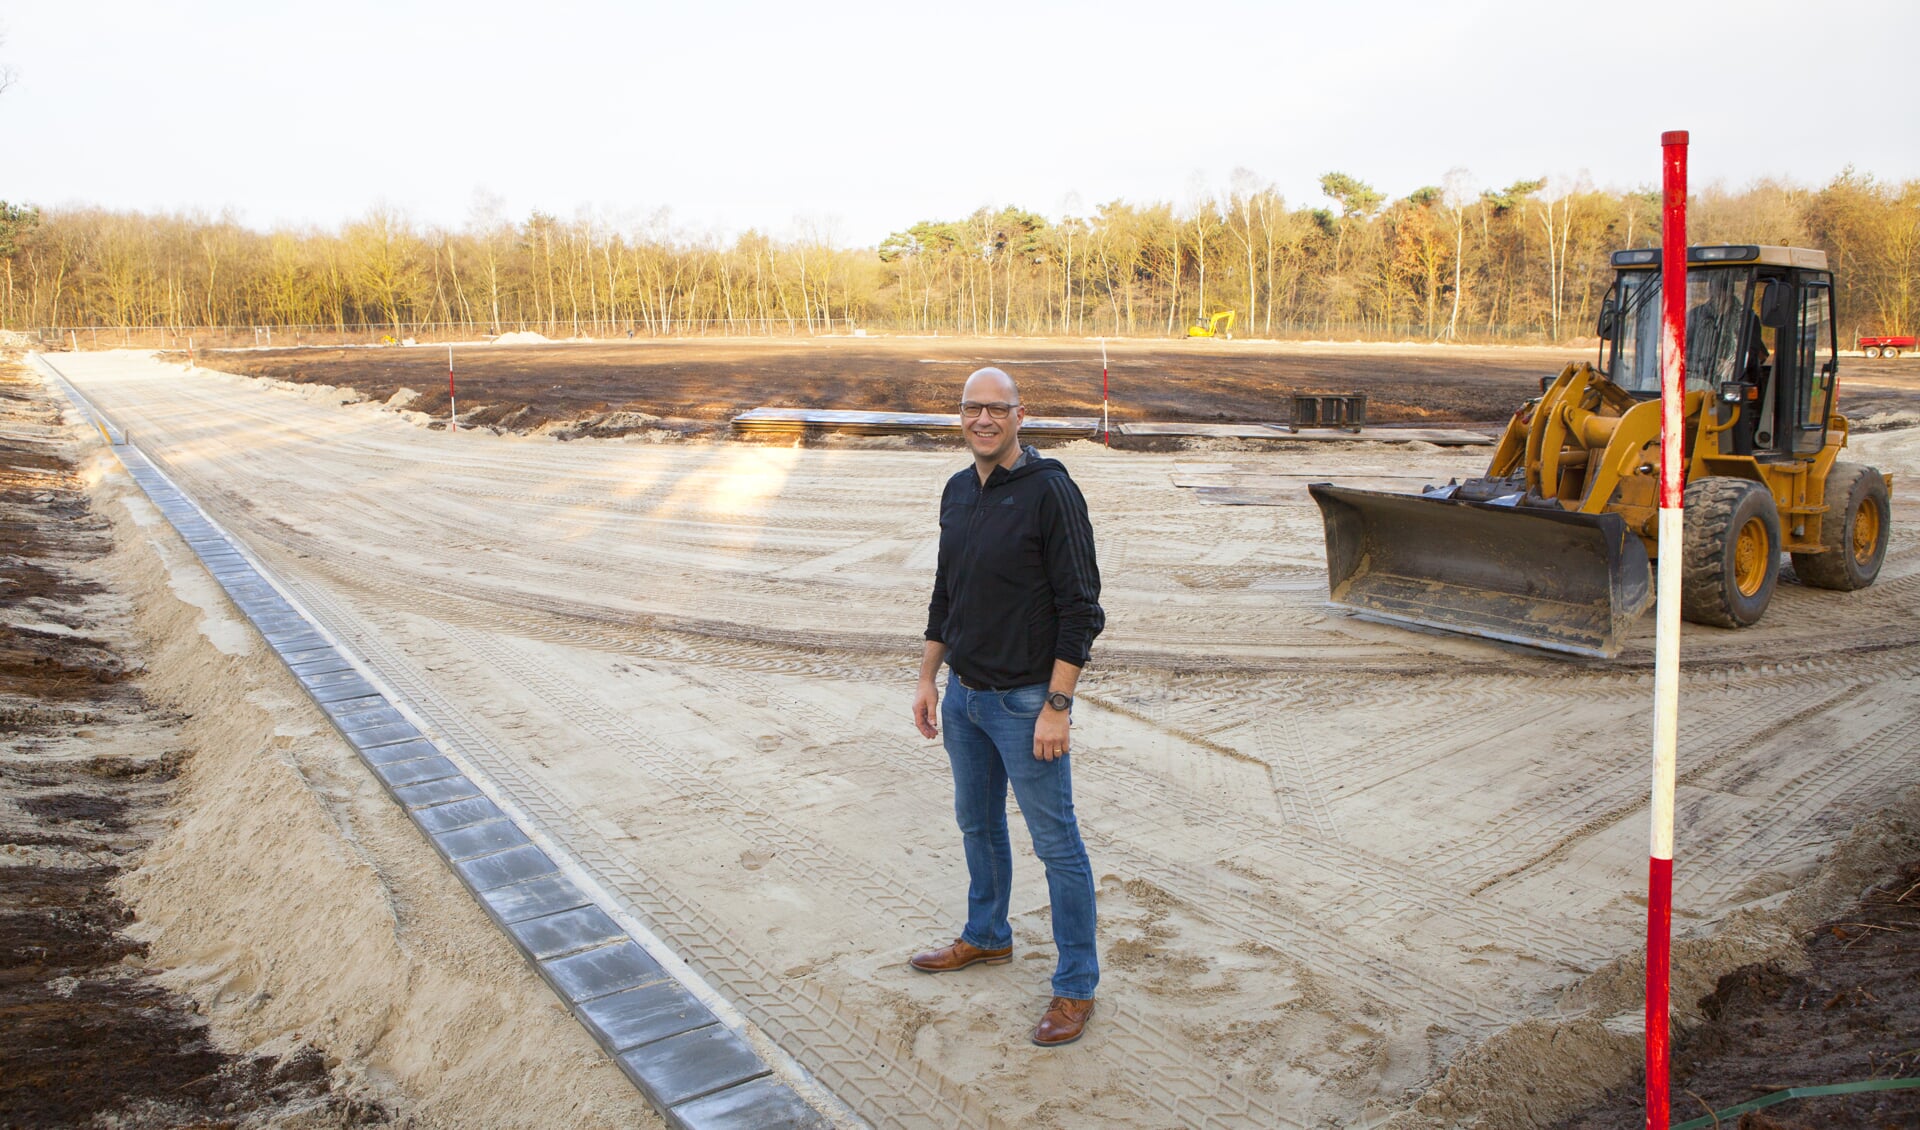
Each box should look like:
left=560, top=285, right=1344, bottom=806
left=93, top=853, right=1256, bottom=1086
left=448, top=344, right=458, bottom=434
left=1646, top=128, right=1689, bottom=1130
left=1100, top=339, right=1110, bottom=446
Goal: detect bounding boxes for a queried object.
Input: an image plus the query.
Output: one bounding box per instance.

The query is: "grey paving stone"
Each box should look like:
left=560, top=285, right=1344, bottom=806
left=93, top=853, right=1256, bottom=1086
left=360, top=738, right=440, bottom=766
left=305, top=668, right=370, bottom=691
left=251, top=616, right=308, bottom=635
left=334, top=705, right=408, bottom=732
left=616, top=1024, right=769, bottom=1109
left=671, top=1077, right=826, bottom=1130
left=288, top=655, right=354, bottom=677
left=413, top=796, right=506, bottom=834
left=391, top=774, right=482, bottom=809
left=267, top=633, right=328, bottom=655
left=477, top=873, right=591, bottom=925
left=542, top=941, right=668, bottom=1003
left=319, top=694, right=385, bottom=717
left=262, top=624, right=320, bottom=645
left=432, top=818, right=531, bottom=862
left=372, top=755, right=458, bottom=788
left=576, top=979, right=715, bottom=1052
left=507, top=905, right=625, bottom=960
left=455, top=843, right=560, bottom=890
left=348, top=721, right=425, bottom=749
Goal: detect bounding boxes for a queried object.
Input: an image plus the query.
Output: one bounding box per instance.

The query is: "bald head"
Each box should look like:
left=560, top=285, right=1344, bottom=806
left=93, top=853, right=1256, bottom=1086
left=962, top=366, right=1019, bottom=404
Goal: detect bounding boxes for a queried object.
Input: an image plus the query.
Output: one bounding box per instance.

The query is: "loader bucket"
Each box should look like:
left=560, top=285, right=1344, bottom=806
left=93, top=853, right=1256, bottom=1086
left=1307, top=483, right=1652, bottom=658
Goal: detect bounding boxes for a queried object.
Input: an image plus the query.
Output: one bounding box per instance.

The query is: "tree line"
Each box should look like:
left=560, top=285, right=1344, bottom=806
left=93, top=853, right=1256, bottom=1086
left=2, top=169, right=1914, bottom=345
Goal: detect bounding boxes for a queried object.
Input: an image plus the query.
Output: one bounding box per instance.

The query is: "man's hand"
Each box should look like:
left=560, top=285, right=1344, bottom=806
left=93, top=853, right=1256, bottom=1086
left=914, top=641, right=948, bottom=740
left=913, top=681, right=940, bottom=739
left=1033, top=706, right=1070, bottom=761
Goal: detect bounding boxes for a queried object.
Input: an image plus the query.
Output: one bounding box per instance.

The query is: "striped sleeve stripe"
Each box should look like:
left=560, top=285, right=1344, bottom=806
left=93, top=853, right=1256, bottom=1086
left=1046, top=476, right=1100, bottom=599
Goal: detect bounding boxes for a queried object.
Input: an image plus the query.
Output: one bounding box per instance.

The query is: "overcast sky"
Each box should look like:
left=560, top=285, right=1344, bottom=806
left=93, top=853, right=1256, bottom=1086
left=3, top=0, right=1916, bottom=247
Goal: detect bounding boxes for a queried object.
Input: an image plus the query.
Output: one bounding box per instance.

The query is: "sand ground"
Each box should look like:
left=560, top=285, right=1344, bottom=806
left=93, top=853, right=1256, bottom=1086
left=45, top=347, right=1920, bottom=1128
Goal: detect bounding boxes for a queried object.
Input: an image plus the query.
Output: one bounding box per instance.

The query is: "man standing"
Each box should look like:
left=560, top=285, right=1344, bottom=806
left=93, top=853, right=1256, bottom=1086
left=911, top=366, right=1105, bottom=1047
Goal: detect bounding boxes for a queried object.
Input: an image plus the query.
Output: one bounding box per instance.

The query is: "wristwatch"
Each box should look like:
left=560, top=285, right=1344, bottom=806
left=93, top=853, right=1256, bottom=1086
left=1046, top=692, right=1073, bottom=712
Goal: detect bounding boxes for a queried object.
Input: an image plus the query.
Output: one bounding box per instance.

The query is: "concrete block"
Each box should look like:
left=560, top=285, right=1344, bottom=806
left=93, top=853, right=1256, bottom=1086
left=477, top=873, right=591, bottom=925
left=671, top=1077, right=827, bottom=1130
left=346, top=721, right=424, bottom=749
left=360, top=738, right=440, bottom=766
left=542, top=941, right=667, bottom=1003
left=334, top=705, right=408, bottom=733
left=454, top=843, right=560, bottom=890
left=320, top=693, right=386, bottom=716
left=373, top=755, right=458, bottom=788
left=507, top=905, right=626, bottom=960
left=413, top=796, right=504, bottom=833
left=311, top=680, right=381, bottom=705
left=288, top=655, right=354, bottom=677
left=576, top=979, right=714, bottom=1052
left=616, top=1024, right=768, bottom=1109
left=392, top=775, right=482, bottom=809
left=432, top=818, right=532, bottom=862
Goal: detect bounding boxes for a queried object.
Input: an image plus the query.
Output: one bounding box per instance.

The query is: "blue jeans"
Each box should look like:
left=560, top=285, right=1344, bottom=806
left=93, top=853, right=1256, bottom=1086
left=941, top=673, right=1099, bottom=999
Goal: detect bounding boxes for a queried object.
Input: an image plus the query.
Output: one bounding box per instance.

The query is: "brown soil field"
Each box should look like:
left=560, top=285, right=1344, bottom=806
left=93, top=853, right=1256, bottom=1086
left=194, top=338, right=1581, bottom=435
left=196, top=337, right=1920, bottom=443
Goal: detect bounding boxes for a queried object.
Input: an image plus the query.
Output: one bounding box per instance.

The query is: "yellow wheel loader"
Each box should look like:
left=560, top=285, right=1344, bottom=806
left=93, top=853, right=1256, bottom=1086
left=1189, top=309, right=1236, bottom=338
left=1309, top=245, right=1893, bottom=658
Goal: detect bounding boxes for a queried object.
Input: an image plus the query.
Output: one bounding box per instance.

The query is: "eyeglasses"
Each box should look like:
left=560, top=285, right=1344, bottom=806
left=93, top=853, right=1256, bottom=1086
left=960, top=402, right=1019, bottom=420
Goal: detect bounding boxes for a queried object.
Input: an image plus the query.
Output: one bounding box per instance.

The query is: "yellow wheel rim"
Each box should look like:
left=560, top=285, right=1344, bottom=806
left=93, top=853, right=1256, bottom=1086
left=1853, top=496, right=1882, bottom=566
left=1734, top=516, right=1770, bottom=597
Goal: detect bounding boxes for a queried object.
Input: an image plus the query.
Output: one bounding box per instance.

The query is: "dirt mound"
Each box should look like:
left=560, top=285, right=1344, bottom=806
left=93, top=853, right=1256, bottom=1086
left=1388, top=791, right=1920, bottom=1130
left=1555, top=851, right=1920, bottom=1128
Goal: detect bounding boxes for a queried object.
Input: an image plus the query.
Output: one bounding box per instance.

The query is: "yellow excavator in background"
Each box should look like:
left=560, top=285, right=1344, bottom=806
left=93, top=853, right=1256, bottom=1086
left=1188, top=309, right=1236, bottom=338
left=1309, top=245, right=1893, bottom=658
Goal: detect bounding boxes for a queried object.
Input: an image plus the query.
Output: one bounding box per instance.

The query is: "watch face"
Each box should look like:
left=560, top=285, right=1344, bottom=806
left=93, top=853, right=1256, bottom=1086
left=1047, top=692, right=1072, bottom=711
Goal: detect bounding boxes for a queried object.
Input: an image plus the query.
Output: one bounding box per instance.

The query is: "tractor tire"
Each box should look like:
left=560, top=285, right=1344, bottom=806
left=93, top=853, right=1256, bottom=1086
left=1865, top=345, right=1883, bottom=358
left=1791, top=462, right=1890, bottom=590
left=1890, top=348, right=1903, bottom=359
left=1681, top=477, right=1781, bottom=628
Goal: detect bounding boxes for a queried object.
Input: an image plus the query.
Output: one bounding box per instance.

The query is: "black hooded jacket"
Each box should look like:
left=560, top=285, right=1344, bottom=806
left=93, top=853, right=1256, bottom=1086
left=925, top=445, right=1104, bottom=689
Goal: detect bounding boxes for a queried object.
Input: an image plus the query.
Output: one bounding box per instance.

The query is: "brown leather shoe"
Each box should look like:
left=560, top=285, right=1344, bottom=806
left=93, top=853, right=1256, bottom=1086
left=909, top=938, right=1013, bottom=973
left=1031, top=996, right=1095, bottom=1046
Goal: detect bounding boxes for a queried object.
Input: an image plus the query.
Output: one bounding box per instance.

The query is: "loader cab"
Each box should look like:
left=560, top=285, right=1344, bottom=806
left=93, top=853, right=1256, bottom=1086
left=1597, top=245, right=1837, bottom=459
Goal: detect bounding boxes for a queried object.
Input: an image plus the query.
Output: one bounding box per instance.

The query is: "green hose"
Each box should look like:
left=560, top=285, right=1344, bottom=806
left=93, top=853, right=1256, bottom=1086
left=1670, top=1077, right=1920, bottom=1130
